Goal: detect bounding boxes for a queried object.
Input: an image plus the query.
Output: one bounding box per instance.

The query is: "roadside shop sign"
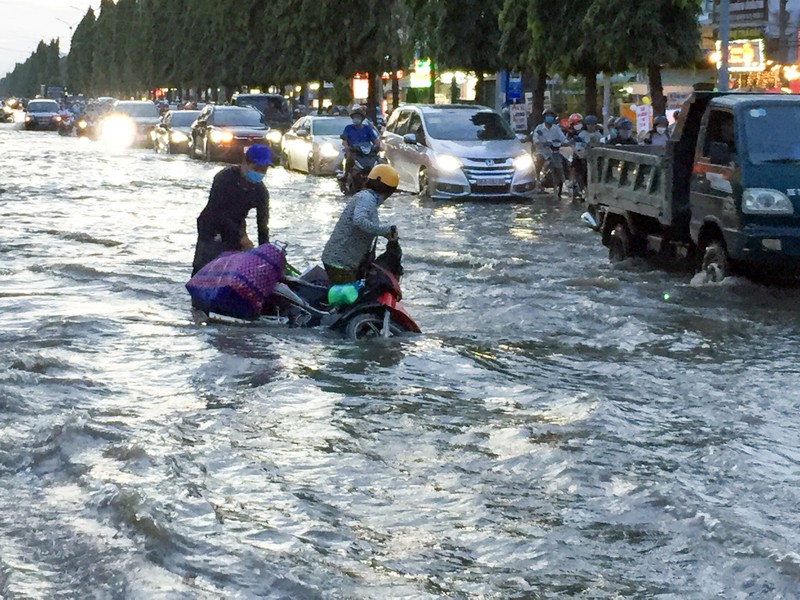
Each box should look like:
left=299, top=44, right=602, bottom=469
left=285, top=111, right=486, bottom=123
left=715, top=38, right=765, bottom=72
left=507, top=72, right=523, bottom=101
left=509, top=103, right=528, bottom=132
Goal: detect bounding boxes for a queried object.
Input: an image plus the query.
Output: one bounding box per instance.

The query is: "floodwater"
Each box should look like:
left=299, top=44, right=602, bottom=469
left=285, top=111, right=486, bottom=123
left=1, top=121, right=800, bottom=599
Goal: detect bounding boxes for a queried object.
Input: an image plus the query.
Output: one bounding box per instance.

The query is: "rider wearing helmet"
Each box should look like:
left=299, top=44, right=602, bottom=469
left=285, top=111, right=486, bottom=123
left=607, top=117, right=638, bottom=145
left=583, top=115, right=602, bottom=145
left=322, top=164, right=400, bottom=284
left=341, top=108, right=381, bottom=191
left=532, top=108, right=568, bottom=195
left=643, top=115, right=669, bottom=146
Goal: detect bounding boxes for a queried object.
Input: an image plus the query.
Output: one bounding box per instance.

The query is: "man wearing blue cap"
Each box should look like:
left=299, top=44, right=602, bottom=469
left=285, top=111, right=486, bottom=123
left=191, top=144, right=272, bottom=275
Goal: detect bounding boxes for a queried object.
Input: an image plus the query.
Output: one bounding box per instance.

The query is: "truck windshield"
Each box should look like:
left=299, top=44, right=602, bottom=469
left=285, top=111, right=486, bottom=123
left=424, top=110, right=516, bottom=141
left=744, top=106, right=800, bottom=163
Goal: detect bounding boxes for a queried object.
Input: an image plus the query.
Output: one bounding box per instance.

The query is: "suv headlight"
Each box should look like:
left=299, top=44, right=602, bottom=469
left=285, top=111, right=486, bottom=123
left=742, top=189, right=794, bottom=215
left=265, top=129, right=282, bottom=144
left=210, top=130, right=234, bottom=144
left=434, top=154, right=462, bottom=173
left=513, top=153, right=534, bottom=172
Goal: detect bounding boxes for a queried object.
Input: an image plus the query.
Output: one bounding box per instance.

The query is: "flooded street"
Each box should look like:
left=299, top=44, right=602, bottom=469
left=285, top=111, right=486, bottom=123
left=2, top=122, right=800, bottom=599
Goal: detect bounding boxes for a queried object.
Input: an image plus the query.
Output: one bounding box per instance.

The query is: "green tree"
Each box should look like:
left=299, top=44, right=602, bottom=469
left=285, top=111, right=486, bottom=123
left=69, top=8, right=96, bottom=94
left=586, top=0, right=702, bottom=116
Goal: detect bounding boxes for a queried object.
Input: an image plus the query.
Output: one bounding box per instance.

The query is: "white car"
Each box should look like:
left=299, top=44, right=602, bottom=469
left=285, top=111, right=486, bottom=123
left=281, top=115, right=350, bottom=175
left=382, top=104, right=536, bottom=200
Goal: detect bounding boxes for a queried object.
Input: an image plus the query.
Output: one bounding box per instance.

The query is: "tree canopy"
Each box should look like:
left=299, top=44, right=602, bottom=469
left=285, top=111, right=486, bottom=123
left=1, top=0, right=703, bottom=116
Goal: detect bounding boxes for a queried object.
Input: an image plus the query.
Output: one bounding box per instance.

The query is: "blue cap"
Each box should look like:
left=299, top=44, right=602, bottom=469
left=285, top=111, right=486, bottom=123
left=245, top=144, right=272, bottom=166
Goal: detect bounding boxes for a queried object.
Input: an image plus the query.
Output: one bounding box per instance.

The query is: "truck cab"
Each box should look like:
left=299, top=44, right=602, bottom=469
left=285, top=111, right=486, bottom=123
left=584, top=92, right=800, bottom=281
left=689, top=94, right=800, bottom=277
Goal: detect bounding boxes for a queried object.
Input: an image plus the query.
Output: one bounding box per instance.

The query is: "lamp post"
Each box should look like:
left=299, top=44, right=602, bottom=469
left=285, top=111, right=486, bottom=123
left=718, top=0, right=730, bottom=91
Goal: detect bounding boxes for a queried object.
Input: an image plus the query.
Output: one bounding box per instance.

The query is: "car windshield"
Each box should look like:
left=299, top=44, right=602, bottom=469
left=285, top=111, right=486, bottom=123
left=423, top=109, right=516, bottom=141
left=236, top=96, right=288, bottom=119
left=312, top=118, right=351, bottom=136
left=28, top=101, right=57, bottom=112
left=214, top=109, right=265, bottom=127
left=171, top=111, right=199, bottom=127
left=117, top=103, right=159, bottom=118
left=743, top=105, right=800, bottom=163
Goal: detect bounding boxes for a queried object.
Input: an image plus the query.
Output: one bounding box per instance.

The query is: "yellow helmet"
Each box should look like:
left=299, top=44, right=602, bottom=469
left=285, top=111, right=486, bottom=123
left=367, top=164, right=399, bottom=189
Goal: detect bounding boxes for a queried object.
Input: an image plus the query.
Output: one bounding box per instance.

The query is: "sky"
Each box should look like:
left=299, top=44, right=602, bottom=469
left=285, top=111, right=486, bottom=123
left=0, top=0, right=99, bottom=77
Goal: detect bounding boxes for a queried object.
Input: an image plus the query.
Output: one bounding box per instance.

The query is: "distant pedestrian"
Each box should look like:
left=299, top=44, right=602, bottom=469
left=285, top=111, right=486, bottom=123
left=643, top=115, right=670, bottom=146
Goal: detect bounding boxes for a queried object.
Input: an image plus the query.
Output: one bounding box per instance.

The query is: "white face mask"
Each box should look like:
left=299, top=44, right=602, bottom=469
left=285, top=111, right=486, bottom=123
left=656, top=127, right=667, bottom=135
left=574, top=123, right=583, bottom=131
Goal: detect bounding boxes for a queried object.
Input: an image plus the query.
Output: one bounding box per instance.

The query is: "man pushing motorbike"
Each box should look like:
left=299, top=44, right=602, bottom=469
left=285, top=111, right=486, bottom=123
left=322, top=164, right=399, bottom=284
left=191, top=144, right=272, bottom=275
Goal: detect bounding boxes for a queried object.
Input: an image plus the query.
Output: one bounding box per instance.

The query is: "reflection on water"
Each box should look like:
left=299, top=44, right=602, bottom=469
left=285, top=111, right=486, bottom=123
left=1, top=124, right=800, bottom=598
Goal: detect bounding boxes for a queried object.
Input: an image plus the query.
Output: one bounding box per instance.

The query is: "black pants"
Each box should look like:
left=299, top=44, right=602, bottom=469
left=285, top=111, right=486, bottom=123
left=191, top=237, right=225, bottom=276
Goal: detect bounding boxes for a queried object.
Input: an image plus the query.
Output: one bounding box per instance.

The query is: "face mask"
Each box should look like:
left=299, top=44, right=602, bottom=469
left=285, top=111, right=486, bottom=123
left=656, top=126, right=667, bottom=135
left=245, top=170, right=265, bottom=184
left=574, top=123, right=583, bottom=131
left=352, top=118, right=363, bottom=126
left=544, top=116, right=555, bottom=124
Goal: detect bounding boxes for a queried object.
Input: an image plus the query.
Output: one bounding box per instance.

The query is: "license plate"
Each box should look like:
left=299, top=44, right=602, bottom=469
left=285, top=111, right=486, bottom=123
left=477, top=177, right=506, bottom=187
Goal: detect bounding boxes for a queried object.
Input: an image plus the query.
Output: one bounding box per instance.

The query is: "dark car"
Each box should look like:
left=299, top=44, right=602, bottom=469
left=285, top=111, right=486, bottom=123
left=232, top=93, right=292, bottom=156
left=23, top=99, right=61, bottom=131
left=189, top=105, right=270, bottom=163
left=154, top=109, right=200, bottom=155
left=112, top=100, right=161, bottom=147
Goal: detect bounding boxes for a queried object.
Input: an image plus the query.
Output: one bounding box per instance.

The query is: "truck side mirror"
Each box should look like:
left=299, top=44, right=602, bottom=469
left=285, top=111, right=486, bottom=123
left=709, top=141, right=732, bottom=165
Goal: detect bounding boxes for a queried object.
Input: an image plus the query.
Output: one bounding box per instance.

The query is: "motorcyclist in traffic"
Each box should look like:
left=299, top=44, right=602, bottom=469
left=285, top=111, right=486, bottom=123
left=322, top=164, right=399, bottom=284
left=191, top=144, right=272, bottom=276
left=341, top=108, right=380, bottom=190
left=533, top=108, right=568, bottom=195
left=584, top=115, right=603, bottom=145
left=643, top=115, right=670, bottom=146
left=567, top=113, right=591, bottom=198
left=606, top=117, right=638, bottom=145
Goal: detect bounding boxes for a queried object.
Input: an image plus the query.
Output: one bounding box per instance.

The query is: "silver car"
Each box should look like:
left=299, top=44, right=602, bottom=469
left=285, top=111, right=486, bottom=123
left=281, top=115, right=350, bottom=175
left=382, top=104, right=536, bottom=200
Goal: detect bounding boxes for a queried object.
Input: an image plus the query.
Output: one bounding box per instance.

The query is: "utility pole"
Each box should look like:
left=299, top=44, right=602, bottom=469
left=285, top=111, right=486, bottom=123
left=718, top=0, right=730, bottom=91
left=779, top=0, right=790, bottom=64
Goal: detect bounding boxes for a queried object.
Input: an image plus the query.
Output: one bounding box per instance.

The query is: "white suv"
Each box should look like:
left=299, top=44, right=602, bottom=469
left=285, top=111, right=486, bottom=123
left=382, top=104, right=536, bottom=201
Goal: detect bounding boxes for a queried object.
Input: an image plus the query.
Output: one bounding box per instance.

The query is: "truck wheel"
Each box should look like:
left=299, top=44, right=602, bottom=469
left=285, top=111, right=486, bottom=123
left=701, top=241, right=730, bottom=283
left=608, top=224, right=631, bottom=262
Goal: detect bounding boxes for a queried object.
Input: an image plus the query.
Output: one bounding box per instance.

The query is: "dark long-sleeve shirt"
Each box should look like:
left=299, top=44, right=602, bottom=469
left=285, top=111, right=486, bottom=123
left=196, top=166, right=269, bottom=250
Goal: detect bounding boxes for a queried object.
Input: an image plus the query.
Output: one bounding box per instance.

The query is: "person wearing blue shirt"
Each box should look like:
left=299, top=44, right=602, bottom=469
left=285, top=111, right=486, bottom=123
left=341, top=108, right=379, bottom=186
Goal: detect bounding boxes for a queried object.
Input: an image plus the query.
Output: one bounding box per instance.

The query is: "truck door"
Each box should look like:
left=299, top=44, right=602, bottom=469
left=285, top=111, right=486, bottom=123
left=690, top=109, right=739, bottom=242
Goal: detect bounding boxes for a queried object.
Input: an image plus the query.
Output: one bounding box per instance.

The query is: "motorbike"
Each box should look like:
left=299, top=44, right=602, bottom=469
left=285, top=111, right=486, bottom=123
left=194, top=231, right=420, bottom=341
left=337, top=141, right=382, bottom=196
left=75, top=116, right=92, bottom=138
left=568, top=139, right=588, bottom=201
left=536, top=141, right=567, bottom=197
left=57, top=114, right=74, bottom=136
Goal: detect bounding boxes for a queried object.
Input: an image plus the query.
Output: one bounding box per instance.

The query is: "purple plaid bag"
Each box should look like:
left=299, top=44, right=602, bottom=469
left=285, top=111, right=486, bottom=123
left=186, top=243, right=285, bottom=320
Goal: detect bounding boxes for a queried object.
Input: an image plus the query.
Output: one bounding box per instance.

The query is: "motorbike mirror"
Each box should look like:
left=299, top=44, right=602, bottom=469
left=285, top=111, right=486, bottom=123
left=403, top=133, right=418, bottom=145
left=580, top=211, right=600, bottom=231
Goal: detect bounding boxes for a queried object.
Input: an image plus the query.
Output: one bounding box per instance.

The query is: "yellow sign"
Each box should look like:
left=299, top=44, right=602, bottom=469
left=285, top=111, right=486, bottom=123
left=715, top=38, right=765, bottom=72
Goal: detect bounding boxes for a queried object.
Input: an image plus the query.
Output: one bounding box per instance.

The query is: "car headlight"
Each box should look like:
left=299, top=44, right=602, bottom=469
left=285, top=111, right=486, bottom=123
left=265, top=129, right=282, bottom=144
left=171, top=131, right=189, bottom=143
left=742, top=189, right=793, bottom=215
left=100, top=115, right=137, bottom=147
left=320, top=142, right=340, bottom=158
left=210, top=130, right=234, bottom=144
left=513, top=153, right=534, bottom=172
left=434, top=154, right=462, bottom=173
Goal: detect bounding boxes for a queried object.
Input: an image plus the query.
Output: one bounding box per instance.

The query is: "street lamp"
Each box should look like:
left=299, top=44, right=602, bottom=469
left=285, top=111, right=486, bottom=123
left=718, top=0, right=730, bottom=91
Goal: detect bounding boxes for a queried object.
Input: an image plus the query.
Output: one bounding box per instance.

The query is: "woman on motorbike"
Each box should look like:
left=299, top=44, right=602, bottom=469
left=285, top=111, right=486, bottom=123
left=322, top=164, right=400, bottom=284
